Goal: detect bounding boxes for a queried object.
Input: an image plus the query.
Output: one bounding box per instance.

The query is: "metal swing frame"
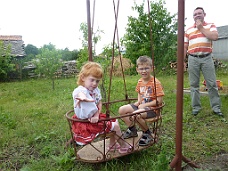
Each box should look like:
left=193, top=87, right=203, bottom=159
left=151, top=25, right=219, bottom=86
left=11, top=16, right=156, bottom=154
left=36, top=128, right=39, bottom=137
left=65, top=0, right=165, bottom=163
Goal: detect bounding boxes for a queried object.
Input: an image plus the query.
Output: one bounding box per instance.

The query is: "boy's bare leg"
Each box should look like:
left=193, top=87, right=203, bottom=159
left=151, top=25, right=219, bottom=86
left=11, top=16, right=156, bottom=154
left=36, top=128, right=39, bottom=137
left=119, top=104, right=135, bottom=127
left=136, top=112, right=149, bottom=132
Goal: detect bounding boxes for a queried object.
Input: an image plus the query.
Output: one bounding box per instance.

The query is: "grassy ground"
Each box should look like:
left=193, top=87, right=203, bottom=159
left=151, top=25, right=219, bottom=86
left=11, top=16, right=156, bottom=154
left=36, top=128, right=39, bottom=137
left=0, top=69, right=227, bottom=171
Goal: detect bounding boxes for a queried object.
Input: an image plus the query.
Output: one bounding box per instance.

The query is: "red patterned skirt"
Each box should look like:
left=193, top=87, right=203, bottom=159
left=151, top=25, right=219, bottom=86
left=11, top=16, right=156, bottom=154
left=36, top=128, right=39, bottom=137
left=72, top=114, right=116, bottom=145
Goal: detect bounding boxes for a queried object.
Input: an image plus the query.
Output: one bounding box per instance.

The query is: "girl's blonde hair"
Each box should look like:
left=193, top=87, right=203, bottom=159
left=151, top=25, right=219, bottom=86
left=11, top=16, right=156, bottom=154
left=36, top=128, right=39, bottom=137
left=77, top=62, right=103, bottom=86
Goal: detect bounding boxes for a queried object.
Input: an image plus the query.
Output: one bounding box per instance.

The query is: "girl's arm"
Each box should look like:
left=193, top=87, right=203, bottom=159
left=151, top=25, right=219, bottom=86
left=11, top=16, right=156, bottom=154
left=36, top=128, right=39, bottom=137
left=97, top=101, right=102, bottom=113
left=88, top=111, right=99, bottom=123
left=88, top=100, right=101, bottom=123
left=74, top=92, right=95, bottom=108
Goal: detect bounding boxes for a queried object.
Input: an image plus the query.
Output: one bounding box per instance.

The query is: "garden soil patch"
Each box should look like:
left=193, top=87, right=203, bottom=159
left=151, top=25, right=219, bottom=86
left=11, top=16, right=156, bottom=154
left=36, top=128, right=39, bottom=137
left=182, top=152, right=228, bottom=170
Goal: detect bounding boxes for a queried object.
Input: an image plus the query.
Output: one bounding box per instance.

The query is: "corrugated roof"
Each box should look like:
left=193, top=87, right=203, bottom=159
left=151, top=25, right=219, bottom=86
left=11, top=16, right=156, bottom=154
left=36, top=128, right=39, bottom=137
left=0, top=35, right=22, bottom=41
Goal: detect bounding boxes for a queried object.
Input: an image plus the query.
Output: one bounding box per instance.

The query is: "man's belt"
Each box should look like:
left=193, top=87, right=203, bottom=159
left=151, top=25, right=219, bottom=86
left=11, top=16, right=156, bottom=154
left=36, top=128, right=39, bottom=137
left=188, top=53, right=211, bottom=58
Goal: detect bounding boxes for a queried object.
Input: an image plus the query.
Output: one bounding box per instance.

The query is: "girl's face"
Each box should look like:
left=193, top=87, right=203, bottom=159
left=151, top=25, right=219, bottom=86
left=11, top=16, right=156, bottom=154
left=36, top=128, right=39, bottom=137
left=82, top=75, right=101, bottom=91
left=136, top=64, right=152, bottom=80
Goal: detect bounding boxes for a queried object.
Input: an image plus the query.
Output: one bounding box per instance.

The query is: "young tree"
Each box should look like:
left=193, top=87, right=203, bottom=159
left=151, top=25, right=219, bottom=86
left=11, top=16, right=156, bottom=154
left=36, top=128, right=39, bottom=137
left=42, top=43, right=56, bottom=51
left=100, top=43, right=119, bottom=60
left=77, top=22, right=104, bottom=69
left=33, top=48, right=63, bottom=90
left=24, top=44, right=39, bottom=61
left=0, top=41, right=15, bottom=81
left=60, top=48, right=79, bottom=61
left=79, top=22, right=104, bottom=56
left=122, top=0, right=177, bottom=69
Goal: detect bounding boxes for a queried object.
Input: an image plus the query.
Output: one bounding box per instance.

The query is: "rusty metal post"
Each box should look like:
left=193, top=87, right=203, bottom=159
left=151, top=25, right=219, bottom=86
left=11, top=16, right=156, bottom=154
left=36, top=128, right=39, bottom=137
left=86, top=0, right=93, bottom=61
left=170, top=1, right=199, bottom=170
left=170, top=0, right=185, bottom=170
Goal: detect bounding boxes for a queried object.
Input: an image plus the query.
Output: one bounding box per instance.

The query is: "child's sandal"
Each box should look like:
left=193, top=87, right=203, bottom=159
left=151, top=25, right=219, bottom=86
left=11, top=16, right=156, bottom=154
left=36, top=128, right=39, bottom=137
left=118, top=144, right=132, bottom=154
left=139, top=133, right=153, bottom=146
left=108, top=143, right=120, bottom=152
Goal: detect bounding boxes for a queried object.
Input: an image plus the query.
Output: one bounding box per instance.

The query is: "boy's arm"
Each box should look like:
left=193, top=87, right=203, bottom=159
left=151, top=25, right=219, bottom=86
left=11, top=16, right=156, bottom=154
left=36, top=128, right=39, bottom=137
left=138, top=96, right=163, bottom=109
left=134, top=93, right=142, bottom=106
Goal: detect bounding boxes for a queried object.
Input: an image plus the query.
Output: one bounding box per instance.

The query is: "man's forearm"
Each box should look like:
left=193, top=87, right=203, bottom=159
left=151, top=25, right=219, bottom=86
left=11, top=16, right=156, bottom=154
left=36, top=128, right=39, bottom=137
left=199, top=28, right=218, bottom=40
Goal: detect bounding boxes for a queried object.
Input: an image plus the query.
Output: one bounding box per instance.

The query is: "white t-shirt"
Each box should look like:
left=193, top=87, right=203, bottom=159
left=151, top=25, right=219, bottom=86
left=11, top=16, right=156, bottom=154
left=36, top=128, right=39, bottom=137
left=72, top=86, right=102, bottom=119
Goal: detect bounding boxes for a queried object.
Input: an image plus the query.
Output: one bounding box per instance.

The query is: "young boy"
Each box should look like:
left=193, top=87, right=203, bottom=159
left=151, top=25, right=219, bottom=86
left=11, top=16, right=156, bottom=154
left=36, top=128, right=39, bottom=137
left=119, top=56, right=164, bottom=146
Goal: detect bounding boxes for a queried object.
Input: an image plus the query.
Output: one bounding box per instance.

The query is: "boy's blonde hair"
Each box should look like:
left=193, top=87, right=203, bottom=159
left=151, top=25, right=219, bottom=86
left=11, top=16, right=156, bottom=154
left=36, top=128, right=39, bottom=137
left=77, top=62, right=103, bottom=86
left=136, top=56, right=153, bottom=67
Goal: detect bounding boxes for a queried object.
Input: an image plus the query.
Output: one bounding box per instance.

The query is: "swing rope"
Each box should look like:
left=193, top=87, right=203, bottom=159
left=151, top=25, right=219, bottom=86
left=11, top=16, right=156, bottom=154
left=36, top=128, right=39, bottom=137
left=106, top=0, right=130, bottom=117
left=146, top=0, right=158, bottom=106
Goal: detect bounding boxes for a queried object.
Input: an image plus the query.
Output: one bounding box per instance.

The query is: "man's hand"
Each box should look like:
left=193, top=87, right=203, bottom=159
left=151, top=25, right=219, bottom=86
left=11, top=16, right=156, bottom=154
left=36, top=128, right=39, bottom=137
left=195, top=19, right=218, bottom=40
left=195, top=19, right=203, bottom=29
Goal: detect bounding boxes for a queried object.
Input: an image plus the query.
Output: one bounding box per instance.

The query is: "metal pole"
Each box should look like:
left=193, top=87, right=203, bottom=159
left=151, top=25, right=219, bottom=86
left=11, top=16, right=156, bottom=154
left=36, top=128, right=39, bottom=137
left=170, top=0, right=184, bottom=170
left=86, top=0, right=93, bottom=61
left=170, top=1, right=199, bottom=170
left=176, top=0, right=185, bottom=169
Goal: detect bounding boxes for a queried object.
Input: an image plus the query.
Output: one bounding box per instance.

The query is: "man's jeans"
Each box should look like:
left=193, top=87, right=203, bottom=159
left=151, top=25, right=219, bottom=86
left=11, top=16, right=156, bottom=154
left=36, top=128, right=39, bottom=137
left=188, top=54, right=221, bottom=113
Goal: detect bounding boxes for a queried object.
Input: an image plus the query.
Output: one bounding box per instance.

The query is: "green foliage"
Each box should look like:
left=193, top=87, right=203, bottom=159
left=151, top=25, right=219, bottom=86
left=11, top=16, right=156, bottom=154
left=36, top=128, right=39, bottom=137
left=92, top=26, right=104, bottom=55
left=71, top=49, right=80, bottom=60
left=33, top=47, right=63, bottom=90
left=122, top=0, right=177, bottom=69
left=94, top=56, right=112, bottom=101
left=79, top=22, right=104, bottom=59
left=0, top=110, right=17, bottom=129
left=61, top=48, right=79, bottom=61
left=0, top=41, right=16, bottom=81
left=153, top=145, right=170, bottom=171
left=41, top=42, right=56, bottom=51
left=76, top=47, right=89, bottom=69
left=24, top=44, right=39, bottom=61
left=79, top=22, right=89, bottom=48
left=100, top=43, right=119, bottom=58
left=51, top=149, right=76, bottom=168
left=25, top=43, right=79, bottom=62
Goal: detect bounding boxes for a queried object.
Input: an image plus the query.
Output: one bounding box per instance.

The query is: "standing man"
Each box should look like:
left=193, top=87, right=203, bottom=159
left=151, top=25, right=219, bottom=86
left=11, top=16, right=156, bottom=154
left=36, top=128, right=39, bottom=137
left=184, top=7, right=223, bottom=117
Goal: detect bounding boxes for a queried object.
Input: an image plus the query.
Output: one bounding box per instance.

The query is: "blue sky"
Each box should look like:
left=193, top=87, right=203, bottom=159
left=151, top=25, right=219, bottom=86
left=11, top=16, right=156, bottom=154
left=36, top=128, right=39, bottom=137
left=0, top=0, right=227, bottom=53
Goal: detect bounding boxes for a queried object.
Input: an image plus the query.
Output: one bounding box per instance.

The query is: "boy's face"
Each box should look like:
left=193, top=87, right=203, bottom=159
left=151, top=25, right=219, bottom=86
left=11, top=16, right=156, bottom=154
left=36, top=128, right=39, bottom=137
left=136, top=64, right=153, bottom=79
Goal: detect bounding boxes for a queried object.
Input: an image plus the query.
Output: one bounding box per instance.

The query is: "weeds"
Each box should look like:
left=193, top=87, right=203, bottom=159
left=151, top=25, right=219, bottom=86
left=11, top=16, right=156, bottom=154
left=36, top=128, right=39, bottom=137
left=0, top=71, right=227, bottom=170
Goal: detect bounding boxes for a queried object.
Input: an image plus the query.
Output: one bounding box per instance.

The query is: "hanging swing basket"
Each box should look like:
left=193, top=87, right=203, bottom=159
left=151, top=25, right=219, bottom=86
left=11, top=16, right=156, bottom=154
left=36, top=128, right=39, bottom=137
left=65, top=100, right=165, bottom=163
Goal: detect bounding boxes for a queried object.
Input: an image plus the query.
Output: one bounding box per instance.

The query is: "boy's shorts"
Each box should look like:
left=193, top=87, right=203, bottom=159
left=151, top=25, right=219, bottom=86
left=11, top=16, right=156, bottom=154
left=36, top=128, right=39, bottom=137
left=130, top=104, right=156, bottom=119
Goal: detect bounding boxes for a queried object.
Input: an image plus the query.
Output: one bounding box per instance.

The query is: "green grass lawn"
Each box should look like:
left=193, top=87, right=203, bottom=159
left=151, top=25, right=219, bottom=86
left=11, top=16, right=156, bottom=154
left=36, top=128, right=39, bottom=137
left=0, top=70, right=227, bottom=171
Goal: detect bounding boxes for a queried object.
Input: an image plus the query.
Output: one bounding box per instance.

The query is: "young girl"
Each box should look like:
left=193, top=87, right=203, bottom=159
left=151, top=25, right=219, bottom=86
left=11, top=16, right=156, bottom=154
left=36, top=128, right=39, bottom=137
left=71, top=61, right=131, bottom=154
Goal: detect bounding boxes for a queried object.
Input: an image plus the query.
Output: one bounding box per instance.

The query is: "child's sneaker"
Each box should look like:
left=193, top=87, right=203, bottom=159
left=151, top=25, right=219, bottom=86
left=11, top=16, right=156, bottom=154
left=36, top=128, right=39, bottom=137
left=122, top=128, right=138, bottom=139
